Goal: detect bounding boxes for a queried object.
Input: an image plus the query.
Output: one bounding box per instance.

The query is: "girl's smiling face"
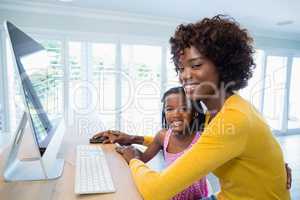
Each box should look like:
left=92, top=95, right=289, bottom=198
left=164, top=93, right=192, bottom=134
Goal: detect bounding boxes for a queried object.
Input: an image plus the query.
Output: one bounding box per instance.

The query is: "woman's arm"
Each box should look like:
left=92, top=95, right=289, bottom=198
left=143, top=135, right=155, bottom=146
left=128, top=109, right=249, bottom=200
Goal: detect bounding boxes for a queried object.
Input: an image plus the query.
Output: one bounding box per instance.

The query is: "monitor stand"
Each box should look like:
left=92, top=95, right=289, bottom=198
left=3, top=112, right=64, bottom=181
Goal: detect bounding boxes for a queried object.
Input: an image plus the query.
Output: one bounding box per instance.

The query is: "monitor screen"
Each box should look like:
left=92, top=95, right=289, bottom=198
left=6, top=21, right=59, bottom=153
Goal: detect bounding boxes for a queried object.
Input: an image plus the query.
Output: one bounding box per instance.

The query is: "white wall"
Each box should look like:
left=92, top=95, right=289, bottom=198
left=1, top=4, right=300, bottom=50
left=0, top=9, right=175, bottom=41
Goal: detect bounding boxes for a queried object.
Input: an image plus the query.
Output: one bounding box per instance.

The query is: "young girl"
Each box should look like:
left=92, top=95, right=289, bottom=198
left=119, top=86, right=209, bottom=200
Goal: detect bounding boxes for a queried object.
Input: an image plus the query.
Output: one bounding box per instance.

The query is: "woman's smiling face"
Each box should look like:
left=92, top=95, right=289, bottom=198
left=178, top=46, right=220, bottom=101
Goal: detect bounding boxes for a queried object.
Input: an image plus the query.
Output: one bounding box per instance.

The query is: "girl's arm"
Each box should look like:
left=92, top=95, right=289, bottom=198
left=91, top=130, right=154, bottom=146
left=140, top=130, right=165, bottom=163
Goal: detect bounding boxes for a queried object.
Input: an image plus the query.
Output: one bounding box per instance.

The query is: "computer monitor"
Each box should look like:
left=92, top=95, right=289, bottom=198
left=3, top=21, right=65, bottom=181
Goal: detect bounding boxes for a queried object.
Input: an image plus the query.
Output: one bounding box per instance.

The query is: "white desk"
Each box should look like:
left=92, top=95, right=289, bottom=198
left=0, top=129, right=217, bottom=200
left=0, top=131, right=147, bottom=200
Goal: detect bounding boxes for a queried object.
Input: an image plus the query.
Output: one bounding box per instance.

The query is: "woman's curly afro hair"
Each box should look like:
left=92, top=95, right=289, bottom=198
left=169, top=14, right=256, bottom=91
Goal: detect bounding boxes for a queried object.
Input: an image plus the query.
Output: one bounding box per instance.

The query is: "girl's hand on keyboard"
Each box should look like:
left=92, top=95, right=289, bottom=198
left=92, top=130, right=133, bottom=145
left=115, top=145, right=142, bottom=164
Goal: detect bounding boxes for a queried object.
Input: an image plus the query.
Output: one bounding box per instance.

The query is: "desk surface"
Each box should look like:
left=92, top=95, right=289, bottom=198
left=0, top=133, right=144, bottom=200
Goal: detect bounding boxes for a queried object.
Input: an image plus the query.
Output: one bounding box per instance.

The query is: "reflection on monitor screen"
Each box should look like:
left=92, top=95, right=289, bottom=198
left=20, top=50, right=51, bottom=143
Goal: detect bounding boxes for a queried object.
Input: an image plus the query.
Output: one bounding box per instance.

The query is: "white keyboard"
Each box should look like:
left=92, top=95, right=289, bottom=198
left=75, top=145, right=116, bottom=194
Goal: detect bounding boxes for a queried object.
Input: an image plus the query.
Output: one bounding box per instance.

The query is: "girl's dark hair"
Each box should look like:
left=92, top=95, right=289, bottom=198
left=169, top=14, right=255, bottom=91
left=161, top=87, right=205, bottom=133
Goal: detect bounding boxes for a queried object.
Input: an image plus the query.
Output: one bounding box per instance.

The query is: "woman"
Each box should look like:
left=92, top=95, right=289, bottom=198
left=92, top=15, right=291, bottom=200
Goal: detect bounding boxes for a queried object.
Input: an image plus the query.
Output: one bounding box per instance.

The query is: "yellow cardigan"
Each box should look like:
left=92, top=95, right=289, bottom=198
left=130, top=94, right=291, bottom=200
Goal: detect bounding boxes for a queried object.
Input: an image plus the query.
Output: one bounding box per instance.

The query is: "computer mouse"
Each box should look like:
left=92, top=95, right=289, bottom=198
left=89, top=136, right=107, bottom=144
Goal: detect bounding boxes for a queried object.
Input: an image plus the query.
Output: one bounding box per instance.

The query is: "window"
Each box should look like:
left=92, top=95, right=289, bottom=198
left=166, top=49, right=180, bottom=90
left=68, top=41, right=118, bottom=134
left=263, top=56, right=288, bottom=130
left=4, top=31, right=298, bottom=136
left=121, top=44, right=162, bottom=135
left=0, top=110, right=2, bottom=132
left=69, top=41, right=85, bottom=115
left=68, top=41, right=89, bottom=132
left=0, top=32, right=4, bottom=132
left=0, top=95, right=3, bottom=132
left=38, top=40, right=64, bottom=116
left=91, top=43, right=116, bottom=130
left=288, top=57, right=300, bottom=129
left=69, top=42, right=83, bottom=81
left=240, top=49, right=264, bottom=110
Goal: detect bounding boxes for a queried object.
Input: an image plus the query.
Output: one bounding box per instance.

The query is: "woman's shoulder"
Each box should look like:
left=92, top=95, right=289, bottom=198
left=205, top=95, right=255, bottom=138
left=222, top=94, right=257, bottom=119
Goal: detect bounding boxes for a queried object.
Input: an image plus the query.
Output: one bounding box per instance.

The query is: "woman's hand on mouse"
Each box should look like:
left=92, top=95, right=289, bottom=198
left=115, top=145, right=142, bottom=164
